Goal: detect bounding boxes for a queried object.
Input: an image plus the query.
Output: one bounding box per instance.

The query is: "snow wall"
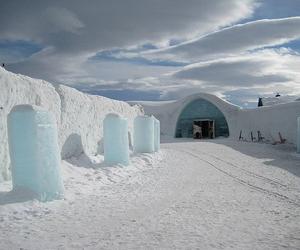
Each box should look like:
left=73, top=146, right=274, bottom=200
left=0, top=68, right=143, bottom=182
left=131, top=93, right=300, bottom=146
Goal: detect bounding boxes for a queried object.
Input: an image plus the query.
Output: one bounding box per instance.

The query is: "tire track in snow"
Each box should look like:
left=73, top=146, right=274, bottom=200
left=177, top=148, right=300, bottom=207
left=171, top=142, right=289, bottom=189
left=199, top=151, right=287, bottom=188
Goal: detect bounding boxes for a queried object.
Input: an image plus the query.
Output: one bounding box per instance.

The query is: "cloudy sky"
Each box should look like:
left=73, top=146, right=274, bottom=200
left=1, top=0, right=300, bottom=107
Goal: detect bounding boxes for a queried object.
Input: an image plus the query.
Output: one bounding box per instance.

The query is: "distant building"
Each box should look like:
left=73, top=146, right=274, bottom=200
left=130, top=92, right=300, bottom=145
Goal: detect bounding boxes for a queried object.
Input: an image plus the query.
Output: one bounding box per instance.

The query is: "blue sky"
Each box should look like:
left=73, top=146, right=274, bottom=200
left=0, top=0, right=299, bottom=108
left=0, top=40, right=43, bottom=63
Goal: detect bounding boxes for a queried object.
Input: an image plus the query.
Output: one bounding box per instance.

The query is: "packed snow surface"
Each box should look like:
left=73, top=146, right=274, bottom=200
left=1, top=139, right=299, bottom=249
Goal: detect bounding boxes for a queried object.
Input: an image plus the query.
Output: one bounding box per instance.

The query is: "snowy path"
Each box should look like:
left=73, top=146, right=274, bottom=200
left=0, top=139, right=300, bottom=249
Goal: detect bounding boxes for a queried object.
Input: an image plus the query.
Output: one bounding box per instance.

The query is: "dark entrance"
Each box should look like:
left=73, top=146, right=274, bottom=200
left=193, top=119, right=214, bottom=139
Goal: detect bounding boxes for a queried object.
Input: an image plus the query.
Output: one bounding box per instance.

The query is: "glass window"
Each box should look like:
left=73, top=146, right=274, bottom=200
left=175, top=98, right=229, bottom=138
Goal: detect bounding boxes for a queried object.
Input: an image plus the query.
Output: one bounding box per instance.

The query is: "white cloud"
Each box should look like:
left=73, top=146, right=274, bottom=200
left=146, top=17, right=300, bottom=62
left=1, top=0, right=256, bottom=83
left=0, top=0, right=256, bottom=52
left=71, top=48, right=300, bottom=103
left=44, top=7, right=85, bottom=34
left=2, top=0, right=300, bottom=107
left=161, top=49, right=300, bottom=100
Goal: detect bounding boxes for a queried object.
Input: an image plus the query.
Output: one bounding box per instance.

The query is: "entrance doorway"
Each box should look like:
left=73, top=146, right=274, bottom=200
left=193, top=119, right=215, bottom=139
left=175, top=98, right=229, bottom=138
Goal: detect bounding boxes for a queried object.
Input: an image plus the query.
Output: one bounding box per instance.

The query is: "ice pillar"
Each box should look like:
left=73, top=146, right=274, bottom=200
left=104, top=113, right=129, bottom=166
left=153, top=117, right=160, bottom=152
left=7, top=105, right=64, bottom=201
left=297, top=117, right=300, bottom=153
left=133, top=115, right=155, bottom=153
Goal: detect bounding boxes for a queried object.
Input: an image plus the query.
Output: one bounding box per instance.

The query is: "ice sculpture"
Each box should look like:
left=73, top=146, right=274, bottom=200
left=297, top=117, right=300, bottom=154
left=153, top=117, right=160, bottom=152
left=133, top=115, right=155, bottom=153
left=7, top=105, right=64, bottom=202
left=103, top=113, right=129, bottom=165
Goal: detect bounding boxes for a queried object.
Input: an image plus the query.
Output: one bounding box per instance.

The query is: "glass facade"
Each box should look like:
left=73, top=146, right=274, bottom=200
left=175, top=98, right=229, bottom=138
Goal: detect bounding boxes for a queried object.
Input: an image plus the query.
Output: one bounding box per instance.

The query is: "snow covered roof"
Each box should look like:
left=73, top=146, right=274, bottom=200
left=261, top=96, right=300, bottom=106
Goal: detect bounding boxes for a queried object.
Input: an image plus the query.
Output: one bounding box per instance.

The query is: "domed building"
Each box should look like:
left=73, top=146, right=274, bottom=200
left=130, top=93, right=300, bottom=145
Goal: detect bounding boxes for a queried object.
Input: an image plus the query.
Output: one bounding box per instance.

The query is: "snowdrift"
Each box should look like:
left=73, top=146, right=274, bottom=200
left=0, top=68, right=143, bottom=182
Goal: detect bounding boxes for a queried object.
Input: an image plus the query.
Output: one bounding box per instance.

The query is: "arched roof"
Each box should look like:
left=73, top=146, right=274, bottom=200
left=132, top=93, right=240, bottom=138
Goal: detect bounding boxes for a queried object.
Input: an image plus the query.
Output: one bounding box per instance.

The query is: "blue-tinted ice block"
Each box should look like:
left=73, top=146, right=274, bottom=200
left=153, top=117, right=160, bottom=152
left=133, top=115, right=155, bottom=153
left=7, top=105, right=64, bottom=202
left=297, top=117, right=300, bottom=153
left=104, top=113, right=129, bottom=166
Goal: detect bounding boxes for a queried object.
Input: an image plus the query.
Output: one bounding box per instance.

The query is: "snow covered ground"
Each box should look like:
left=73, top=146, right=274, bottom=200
left=0, top=138, right=300, bottom=249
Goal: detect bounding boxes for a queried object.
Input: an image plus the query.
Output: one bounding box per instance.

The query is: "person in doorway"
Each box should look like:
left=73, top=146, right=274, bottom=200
left=193, top=124, right=202, bottom=139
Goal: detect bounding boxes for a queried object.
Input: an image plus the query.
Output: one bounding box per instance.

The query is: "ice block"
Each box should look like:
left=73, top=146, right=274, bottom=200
left=7, top=105, right=64, bottom=202
left=153, top=117, right=160, bottom=152
left=103, top=113, right=129, bottom=166
left=297, top=117, right=300, bottom=153
left=133, top=115, right=155, bottom=153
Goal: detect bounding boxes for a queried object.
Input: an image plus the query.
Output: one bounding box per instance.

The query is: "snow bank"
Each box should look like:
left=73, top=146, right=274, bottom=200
left=56, top=85, right=141, bottom=159
left=237, top=102, right=300, bottom=144
left=261, top=95, right=299, bottom=106
left=0, top=68, right=60, bottom=181
left=132, top=93, right=300, bottom=145
left=0, top=68, right=142, bottom=182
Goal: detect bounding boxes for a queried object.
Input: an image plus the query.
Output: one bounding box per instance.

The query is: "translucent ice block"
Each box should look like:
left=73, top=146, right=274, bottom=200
left=133, top=115, right=155, bottom=153
left=153, top=117, right=160, bottom=152
left=7, top=105, right=64, bottom=202
left=298, top=117, right=300, bottom=153
left=104, top=113, right=129, bottom=166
